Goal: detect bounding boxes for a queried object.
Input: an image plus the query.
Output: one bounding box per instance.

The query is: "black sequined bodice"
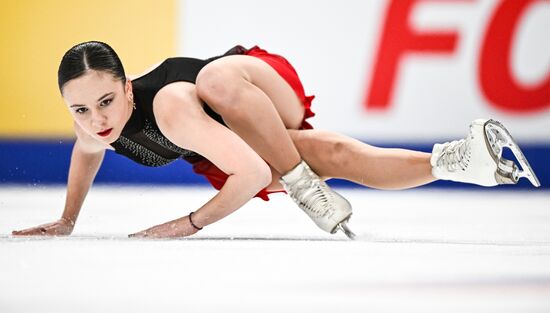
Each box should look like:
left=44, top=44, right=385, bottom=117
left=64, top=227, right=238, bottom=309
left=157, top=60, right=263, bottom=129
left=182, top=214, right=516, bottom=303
left=111, top=118, right=201, bottom=167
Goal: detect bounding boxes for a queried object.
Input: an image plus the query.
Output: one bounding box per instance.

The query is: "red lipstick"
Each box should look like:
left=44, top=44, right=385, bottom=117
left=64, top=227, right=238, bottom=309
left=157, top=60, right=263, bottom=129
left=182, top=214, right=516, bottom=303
left=97, top=128, right=113, bottom=137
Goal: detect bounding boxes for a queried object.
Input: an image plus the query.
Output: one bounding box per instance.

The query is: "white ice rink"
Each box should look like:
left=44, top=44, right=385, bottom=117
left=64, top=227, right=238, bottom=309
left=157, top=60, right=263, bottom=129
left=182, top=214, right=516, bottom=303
left=1, top=186, right=549, bottom=313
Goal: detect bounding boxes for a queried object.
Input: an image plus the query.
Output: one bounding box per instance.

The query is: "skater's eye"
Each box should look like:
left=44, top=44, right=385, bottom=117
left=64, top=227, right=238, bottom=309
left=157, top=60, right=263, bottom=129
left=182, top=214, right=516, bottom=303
left=100, top=98, right=112, bottom=107
left=75, top=107, right=88, bottom=114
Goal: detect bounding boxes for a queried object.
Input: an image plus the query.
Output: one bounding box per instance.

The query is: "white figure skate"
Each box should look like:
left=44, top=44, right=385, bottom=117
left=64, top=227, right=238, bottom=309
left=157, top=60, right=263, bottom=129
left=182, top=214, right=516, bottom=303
left=280, top=160, right=356, bottom=239
left=431, top=118, right=540, bottom=187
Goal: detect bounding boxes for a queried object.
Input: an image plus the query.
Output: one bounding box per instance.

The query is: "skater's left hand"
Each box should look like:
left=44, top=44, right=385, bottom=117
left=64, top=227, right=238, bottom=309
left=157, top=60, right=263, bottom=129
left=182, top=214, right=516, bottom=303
left=129, top=216, right=199, bottom=238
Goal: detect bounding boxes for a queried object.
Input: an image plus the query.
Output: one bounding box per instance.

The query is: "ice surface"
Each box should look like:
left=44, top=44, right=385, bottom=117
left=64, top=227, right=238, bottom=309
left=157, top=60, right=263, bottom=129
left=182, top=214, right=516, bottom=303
left=1, top=186, right=550, bottom=313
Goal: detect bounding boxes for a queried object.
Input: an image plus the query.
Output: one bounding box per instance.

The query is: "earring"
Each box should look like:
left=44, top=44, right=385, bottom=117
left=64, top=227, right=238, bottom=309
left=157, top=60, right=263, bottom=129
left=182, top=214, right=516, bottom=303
left=129, top=94, right=136, bottom=110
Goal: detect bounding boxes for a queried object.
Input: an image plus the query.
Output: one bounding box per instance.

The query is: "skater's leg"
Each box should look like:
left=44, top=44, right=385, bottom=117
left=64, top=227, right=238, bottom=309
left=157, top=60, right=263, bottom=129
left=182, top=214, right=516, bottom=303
left=276, top=119, right=540, bottom=191
left=196, top=55, right=304, bottom=175
left=281, top=129, right=436, bottom=190
left=197, top=55, right=355, bottom=236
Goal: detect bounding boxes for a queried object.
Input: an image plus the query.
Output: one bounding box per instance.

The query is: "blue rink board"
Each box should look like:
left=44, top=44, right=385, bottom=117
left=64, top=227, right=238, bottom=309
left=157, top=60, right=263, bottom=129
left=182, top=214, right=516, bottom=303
left=0, top=139, right=547, bottom=189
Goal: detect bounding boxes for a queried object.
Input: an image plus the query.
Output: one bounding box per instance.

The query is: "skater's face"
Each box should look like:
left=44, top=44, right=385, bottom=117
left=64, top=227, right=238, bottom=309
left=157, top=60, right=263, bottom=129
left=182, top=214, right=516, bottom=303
left=62, top=70, right=133, bottom=144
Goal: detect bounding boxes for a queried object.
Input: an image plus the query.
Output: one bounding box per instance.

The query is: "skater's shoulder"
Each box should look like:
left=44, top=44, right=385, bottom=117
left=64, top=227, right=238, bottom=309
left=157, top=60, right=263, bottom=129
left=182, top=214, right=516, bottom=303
left=128, top=61, right=164, bottom=81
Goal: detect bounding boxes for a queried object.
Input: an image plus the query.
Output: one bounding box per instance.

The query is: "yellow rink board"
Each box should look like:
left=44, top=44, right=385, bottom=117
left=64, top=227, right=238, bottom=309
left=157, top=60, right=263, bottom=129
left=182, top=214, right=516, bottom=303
left=0, top=0, right=177, bottom=138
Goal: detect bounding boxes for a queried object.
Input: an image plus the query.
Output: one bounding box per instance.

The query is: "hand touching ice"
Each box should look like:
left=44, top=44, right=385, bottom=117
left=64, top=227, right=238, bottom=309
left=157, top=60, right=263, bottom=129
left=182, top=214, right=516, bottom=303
left=129, top=215, right=200, bottom=238
left=12, top=218, right=74, bottom=236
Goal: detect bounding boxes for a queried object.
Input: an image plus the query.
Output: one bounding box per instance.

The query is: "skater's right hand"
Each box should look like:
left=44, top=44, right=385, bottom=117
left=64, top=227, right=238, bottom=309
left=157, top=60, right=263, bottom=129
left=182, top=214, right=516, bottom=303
left=12, top=218, right=74, bottom=236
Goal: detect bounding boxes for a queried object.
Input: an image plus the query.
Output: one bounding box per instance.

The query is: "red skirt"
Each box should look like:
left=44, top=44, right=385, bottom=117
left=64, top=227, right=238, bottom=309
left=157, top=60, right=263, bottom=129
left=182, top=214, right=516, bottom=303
left=191, top=46, right=316, bottom=201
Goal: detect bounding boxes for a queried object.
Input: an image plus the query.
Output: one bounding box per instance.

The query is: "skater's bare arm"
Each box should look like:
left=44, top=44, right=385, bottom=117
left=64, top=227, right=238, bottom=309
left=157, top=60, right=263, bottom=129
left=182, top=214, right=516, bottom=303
left=61, top=128, right=106, bottom=227
left=129, top=88, right=271, bottom=238
left=12, top=123, right=106, bottom=236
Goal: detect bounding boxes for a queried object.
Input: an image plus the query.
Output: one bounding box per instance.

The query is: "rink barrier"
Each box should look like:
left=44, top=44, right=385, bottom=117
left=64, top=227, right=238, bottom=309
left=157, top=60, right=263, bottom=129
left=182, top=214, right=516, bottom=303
left=0, top=139, right=547, bottom=189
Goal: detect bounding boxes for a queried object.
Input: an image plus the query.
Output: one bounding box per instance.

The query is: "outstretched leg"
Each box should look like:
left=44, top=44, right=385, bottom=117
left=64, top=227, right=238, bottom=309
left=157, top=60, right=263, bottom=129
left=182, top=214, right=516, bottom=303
left=274, top=119, right=540, bottom=191
left=265, top=129, right=436, bottom=191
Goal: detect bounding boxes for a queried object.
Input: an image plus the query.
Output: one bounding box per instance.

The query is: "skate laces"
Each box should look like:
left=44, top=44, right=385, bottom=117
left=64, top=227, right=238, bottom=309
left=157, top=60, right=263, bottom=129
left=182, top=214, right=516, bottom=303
left=285, top=166, right=333, bottom=218
left=437, top=138, right=471, bottom=172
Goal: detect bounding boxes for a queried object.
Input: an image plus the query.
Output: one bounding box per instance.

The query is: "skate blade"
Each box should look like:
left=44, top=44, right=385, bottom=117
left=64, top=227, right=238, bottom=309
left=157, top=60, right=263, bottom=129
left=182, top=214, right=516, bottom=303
left=485, top=120, right=541, bottom=187
left=337, top=220, right=356, bottom=240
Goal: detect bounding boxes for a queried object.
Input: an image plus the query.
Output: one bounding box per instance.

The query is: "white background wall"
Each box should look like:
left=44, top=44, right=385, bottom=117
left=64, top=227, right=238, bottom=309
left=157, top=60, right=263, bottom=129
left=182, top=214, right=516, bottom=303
left=179, top=0, right=550, bottom=143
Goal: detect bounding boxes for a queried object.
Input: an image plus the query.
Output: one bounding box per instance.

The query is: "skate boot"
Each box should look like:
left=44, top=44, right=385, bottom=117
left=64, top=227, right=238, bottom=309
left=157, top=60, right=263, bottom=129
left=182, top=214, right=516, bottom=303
left=431, top=118, right=540, bottom=187
left=280, top=160, right=356, bottom=239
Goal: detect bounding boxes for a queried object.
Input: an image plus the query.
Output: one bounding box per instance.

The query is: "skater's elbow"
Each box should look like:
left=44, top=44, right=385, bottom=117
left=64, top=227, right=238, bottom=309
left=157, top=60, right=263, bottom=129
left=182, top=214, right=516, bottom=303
left=241, top=162, right=272, bottom=189
left=256, top=164, right=273, bottom=188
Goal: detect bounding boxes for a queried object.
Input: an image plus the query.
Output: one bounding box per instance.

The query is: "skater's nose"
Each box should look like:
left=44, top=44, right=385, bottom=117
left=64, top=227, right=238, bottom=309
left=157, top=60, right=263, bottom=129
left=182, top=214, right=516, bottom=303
left=91, top=110, right=108, bottom=129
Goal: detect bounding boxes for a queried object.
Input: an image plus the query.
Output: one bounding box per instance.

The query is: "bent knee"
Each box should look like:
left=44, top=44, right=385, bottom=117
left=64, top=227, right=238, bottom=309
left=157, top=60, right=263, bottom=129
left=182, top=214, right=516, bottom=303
left=196, top=61, right=248, bottom=114
left=325, top=138, right=351, bottom=168
left=295, top=130, right=351, bottom=168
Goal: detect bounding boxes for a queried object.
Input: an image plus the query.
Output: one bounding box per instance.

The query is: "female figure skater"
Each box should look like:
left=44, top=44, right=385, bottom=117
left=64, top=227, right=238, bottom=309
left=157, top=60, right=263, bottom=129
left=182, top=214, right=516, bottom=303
left=12, top=41, right=539, bottom=239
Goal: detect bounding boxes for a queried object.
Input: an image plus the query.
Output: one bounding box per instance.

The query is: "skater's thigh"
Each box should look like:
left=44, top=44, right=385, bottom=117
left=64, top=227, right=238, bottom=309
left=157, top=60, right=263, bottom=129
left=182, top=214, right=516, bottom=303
left=200, top=55, right=305, bottom=130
